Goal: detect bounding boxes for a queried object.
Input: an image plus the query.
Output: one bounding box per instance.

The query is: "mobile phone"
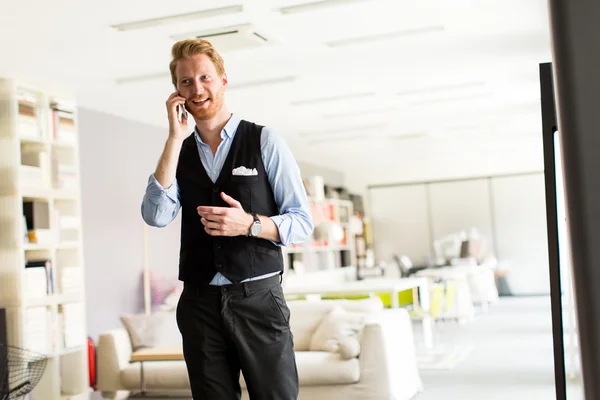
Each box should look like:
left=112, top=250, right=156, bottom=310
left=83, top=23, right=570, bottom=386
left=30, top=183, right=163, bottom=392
left=177, top=103, right=188, bottom=123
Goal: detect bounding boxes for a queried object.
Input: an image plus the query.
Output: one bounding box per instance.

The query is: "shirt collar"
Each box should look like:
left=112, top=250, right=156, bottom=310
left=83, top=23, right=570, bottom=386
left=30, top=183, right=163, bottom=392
left=194, top=113, right=241, bottom=143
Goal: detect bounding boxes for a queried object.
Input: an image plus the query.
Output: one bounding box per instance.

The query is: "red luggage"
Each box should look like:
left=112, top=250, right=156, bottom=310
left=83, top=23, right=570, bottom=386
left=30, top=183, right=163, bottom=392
left=87, top=337, right=96, bottom=390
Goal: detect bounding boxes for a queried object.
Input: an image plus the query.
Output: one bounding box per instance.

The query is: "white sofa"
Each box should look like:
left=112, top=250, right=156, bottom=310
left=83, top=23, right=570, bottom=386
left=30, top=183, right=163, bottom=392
left=97, top=298, right=423, bottom=400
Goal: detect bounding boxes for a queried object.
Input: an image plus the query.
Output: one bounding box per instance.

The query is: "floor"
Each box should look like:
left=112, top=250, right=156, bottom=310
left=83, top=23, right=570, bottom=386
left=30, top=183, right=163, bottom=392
left=91, top=296, right=583, bottom=400
left=414, top=296, right=584, bottom=400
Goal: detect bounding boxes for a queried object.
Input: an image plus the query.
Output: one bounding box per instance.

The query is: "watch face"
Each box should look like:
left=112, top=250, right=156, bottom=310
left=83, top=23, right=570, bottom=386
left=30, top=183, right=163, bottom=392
left=251, top=223, right=262, bottom=237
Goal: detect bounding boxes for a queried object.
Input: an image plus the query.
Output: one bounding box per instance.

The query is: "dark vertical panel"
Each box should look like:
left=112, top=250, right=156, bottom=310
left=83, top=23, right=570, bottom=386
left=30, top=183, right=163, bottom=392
left=547, top=1, right=600, bottom=398
left=539, top=62, right=566, bottom=400
left=0, top=308, right=7, bottom=398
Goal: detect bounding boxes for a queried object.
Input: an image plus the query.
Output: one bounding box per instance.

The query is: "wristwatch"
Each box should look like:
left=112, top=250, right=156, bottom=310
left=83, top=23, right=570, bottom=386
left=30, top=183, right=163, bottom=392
left=248, top=212, right=262, bottom=237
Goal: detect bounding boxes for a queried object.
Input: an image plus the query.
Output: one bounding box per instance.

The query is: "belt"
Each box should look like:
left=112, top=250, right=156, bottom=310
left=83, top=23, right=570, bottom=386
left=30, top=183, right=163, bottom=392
left=184, top=274, right=282, bottom=296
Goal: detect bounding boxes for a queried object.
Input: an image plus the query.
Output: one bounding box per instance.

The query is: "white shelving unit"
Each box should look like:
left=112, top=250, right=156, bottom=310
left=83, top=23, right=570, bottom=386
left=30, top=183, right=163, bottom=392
left=0, top=78, right=89, bottom=399
left=283, top=197, right=357, bottom=275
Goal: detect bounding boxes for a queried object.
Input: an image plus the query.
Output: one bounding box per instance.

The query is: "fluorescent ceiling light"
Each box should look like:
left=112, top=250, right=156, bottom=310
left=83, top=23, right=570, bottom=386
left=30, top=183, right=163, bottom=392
left=279, top=0, right=367, bottom=15
left=397, top=81, right=485, bottom=96
left=291, top=91, right=375, bottom=106
left=326, top=25, right=444, bottom=48
left=111, top=5, right=244, bottom=31
left=299, top=122, right=386, bottom=137
left=323, top=106, right=399, bottom=118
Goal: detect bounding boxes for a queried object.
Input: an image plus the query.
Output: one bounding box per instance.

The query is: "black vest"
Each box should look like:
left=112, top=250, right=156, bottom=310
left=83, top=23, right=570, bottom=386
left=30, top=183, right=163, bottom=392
left=176, top=119, right=283, bottom=283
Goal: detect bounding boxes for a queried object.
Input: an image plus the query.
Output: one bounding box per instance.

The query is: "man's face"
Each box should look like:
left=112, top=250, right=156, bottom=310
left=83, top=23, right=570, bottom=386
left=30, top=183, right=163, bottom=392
left=175, top=54, right=227, bottom=121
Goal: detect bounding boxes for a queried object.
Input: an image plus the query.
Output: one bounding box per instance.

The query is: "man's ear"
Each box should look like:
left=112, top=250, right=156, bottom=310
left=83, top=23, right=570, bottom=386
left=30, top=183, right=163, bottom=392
left=221, top=73, right=228, bottom=89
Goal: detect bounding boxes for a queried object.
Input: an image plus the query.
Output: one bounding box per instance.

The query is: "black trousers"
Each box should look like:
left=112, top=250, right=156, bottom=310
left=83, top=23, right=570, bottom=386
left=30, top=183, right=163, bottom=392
left=176, top=275, right=298, bottom=400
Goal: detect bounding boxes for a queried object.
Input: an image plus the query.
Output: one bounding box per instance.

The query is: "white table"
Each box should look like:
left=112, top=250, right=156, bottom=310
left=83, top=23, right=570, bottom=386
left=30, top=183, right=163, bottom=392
left=129, top=346, right=186, bottom=398
left=283, top=277, right=433, bottom=350
left=416, top=264, right=499, bottom=315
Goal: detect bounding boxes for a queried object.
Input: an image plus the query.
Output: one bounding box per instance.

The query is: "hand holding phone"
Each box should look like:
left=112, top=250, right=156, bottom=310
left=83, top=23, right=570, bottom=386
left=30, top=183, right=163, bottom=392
left=166, top=91, right=189, bottom=141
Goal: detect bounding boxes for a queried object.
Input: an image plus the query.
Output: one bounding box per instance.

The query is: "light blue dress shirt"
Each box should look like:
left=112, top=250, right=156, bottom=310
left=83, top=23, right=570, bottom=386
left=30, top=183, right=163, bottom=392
left=141, top=114, right=313, bottom=285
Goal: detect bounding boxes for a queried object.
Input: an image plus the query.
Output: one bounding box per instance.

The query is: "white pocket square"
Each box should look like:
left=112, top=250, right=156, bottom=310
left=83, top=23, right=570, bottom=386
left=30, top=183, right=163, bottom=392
left=232, top=166, right=258, bottom=176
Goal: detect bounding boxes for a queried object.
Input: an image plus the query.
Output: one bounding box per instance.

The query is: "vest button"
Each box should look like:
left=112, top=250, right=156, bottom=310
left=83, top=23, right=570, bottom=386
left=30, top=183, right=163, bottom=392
left=215, top=244, right=221, bottom=250
left=213, top=188, right=219, bottom=193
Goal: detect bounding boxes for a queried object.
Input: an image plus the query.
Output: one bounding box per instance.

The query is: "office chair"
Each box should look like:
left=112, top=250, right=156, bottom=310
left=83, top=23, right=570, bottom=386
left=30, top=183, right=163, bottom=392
left=0, top=343, right=48, bottom=400
left=392, top=255, right=429, bottom=277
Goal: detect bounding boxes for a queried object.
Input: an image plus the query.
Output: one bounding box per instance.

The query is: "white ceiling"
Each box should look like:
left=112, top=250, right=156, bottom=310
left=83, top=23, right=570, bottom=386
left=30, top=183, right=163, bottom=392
left=0, top=0, right=553, bottom=188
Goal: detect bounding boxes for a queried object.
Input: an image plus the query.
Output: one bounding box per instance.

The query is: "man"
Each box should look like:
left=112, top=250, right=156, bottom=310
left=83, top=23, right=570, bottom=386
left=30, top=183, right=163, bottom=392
left=141, top=39, right=313, bottom=399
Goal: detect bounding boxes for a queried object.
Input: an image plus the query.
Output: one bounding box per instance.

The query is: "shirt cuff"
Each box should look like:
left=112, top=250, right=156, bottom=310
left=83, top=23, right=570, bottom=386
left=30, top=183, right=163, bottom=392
left=270, top=215, right=289, bottom=246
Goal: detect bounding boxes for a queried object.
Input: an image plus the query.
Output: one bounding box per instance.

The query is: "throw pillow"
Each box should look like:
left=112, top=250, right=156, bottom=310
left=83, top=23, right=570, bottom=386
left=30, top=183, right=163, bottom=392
left=309, top=307, right=365, bottom=359
left=339, top=337, right=362, bottom=359
left=120, top=311, right=181, bottom=351
left=148, top=270, right=180, bottom=310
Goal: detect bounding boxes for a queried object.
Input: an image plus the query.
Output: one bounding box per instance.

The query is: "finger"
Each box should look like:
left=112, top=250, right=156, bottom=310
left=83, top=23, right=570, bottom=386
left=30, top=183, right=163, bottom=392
left=167, top=92, right=185, bottom=104
left=205, top=221, right=221, bottom=230
left=168, top=98, right=186, bottom=109
left=198, top=212, right=224, bottom=223
left=197, top=206, right=227, bottom=215
left=205, top=226, right=224, bottom=236
left=220, top=192, right=242, bottom=209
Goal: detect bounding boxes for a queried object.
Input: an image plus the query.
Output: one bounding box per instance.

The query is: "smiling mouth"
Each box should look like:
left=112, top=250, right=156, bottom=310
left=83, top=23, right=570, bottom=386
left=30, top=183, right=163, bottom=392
left=192, top=97, right=210, bottom=105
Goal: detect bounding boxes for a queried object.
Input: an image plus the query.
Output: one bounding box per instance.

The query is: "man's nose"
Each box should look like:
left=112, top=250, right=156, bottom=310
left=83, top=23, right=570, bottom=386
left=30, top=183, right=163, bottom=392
left=192, top=80, right=204, bottom=95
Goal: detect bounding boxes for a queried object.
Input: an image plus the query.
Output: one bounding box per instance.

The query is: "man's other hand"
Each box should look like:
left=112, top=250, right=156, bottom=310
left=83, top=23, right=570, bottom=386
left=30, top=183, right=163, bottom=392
left=197, top=192, right=253, bottom=236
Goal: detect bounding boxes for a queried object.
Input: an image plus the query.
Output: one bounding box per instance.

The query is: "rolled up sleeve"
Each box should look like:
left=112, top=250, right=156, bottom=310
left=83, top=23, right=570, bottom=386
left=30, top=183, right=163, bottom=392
left=141, top=174, right=181, bottom=227
left=261, top=128, right=314, bottom=246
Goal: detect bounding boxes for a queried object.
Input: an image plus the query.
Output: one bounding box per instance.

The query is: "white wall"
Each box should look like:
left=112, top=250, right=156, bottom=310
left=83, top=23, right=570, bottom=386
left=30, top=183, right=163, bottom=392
left=491, top=174, right=550, bottom=294
left=369, top=185, right=431, bottom=265
left=297, top=160, right=345, bottom=187
left=368, top=173, right=550, bottom=295
left=343, top=135, right=544, bottom=196
left=428, top=179, right=494, bottom=248
left=79, top=108, right=181, bottom=339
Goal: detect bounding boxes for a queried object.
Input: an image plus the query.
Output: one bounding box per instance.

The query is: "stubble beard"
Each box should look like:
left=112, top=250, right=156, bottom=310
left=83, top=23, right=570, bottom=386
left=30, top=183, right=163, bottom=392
left=191, top=89, right=224, bottom=121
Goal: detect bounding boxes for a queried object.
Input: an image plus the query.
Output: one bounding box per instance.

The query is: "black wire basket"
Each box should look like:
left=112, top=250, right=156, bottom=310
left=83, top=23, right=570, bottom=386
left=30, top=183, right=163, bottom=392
left=0, top=343, right=48, bottom=400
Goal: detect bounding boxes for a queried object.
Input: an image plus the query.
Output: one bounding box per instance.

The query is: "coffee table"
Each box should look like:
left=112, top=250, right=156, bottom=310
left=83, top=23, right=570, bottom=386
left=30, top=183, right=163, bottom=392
left=129, top=346, right=187, bottom=399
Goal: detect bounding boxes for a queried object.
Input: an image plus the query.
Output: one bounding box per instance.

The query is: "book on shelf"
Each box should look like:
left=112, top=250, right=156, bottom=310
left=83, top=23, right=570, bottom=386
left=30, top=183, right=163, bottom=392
left=23, top=200, right=50, bottom=229
left=25, top=259, right=55, bottom=296
left=24, top=267, right=48, bottom=298
left=24, top=307, right=52, bottom=355
left=60, top=267, right=83, bottom=294
left=52, top=161, right=78, bottom=189
left=23, top=200, right=56, bottom=245
left=61, top=303, right=86, bottom=349
left=50, top=100, right=76, bottom=142
left=18, top=101, right=36, bottom=117
left=17, top=88, right=39, bottom=105
left=19, top=165, right=45, bottom=188
left=49, top=98, right=76, bottom=114
left=17, top=91, right=43, bottom=140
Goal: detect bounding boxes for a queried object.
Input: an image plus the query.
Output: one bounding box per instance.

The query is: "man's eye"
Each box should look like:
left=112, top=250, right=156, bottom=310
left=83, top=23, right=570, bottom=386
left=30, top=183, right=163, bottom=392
left=200, top=75, right=210, bottom=81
